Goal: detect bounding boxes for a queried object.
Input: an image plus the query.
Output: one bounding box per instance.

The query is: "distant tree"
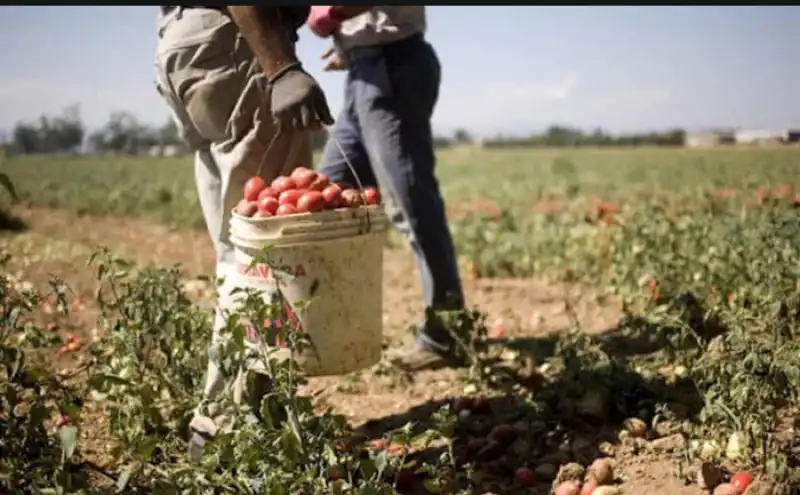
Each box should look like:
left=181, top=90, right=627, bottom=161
left=158, top=119, right=181, bottom=146
left=12, top=123, right=40, bottom=154
left=453, top=128, right=473, bottom=143
left=90, top=111, right=150, bottom=154
left=433, top=135, right=452, bottom=149
left=480, top=124, right=687, bottom=149
left=10, top=105, right=85, bottom=155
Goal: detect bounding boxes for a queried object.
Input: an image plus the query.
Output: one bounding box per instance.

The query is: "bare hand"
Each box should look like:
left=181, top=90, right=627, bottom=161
left=321, top=46, right=347, bottom=72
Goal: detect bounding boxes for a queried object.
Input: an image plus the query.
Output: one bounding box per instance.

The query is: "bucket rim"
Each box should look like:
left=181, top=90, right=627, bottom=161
left=231, top=204, right=386, bottom=222
left=230, top=227, right=388, bottom=250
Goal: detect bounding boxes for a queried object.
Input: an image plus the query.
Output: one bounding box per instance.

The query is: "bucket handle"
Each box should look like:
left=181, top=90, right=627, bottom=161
left=325, top=130, right=374, bottom=234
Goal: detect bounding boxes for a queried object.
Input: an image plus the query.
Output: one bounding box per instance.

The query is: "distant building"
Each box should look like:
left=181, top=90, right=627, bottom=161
left=163, top=145, right=182, bottom=157
left=734, top=129, right=788, bottom=146
left=147, top=144, right=185, bottom=157
left=684, top=130, right=736, bottom=148
left=784, top=130, right=800, bottom=144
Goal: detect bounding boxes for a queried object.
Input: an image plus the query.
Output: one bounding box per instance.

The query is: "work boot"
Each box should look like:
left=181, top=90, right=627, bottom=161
left=389, top=341, right=464, bottom=371
left=390, top=307, right=483, bottom=371
left=389, top=319, right=466, bottom=372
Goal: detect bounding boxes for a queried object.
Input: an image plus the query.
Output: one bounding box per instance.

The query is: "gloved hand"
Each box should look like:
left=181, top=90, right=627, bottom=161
left=307, top=6, right=342, bottom=38
left=269, top=63, right=334, bottom=131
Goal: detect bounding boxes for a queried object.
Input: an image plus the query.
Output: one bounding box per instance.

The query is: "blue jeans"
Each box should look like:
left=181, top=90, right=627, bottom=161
left=319, top=35, right=464, bottom=351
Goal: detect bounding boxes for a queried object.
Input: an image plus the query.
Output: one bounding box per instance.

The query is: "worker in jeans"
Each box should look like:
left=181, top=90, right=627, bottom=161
left=154, top=5, right=333, bottom=461
left=307, top=6, right=466, bottom=371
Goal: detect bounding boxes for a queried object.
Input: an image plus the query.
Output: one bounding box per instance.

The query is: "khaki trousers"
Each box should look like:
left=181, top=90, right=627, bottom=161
left=153, top=7, right=312, bottom=435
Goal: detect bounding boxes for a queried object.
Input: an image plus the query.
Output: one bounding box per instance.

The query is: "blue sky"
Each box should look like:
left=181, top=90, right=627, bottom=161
left=0, top=6, right=797, bottom=137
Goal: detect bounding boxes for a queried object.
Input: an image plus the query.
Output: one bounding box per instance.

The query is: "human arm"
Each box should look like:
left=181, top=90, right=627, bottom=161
left=226, top=6, right=333, bottom=130
left=307, top=6, right=373, bottom=38
left=227, top=6, right=299, bottom=78
left=330, top=6, right=373, bottom=19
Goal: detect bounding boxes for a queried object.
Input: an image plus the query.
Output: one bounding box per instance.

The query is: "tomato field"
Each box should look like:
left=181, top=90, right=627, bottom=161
left=1, top=146, right=799, bottom=494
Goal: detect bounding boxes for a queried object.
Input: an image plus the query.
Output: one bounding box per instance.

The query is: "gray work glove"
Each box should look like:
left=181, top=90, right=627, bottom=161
left=269, top=63, right=334, bottom=131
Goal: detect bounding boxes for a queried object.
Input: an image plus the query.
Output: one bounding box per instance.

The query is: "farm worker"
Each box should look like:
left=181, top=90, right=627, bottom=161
left=307, top=7, right=467, bottom=371
left=154, top=5, right=333, bottom=462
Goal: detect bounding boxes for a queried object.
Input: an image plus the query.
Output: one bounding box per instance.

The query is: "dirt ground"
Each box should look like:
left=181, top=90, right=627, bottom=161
left=1, top=206, right=711, bottom=494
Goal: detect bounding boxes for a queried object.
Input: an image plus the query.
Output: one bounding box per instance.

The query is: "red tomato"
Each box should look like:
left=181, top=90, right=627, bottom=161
left=235, top=199, right=258, bottom=217
left=276, top=204, right=298, bottom=216
left=253, top=210, right=273, bottom=218
left=257, top=196, right=279, bottom=215
left=341, top=189, right=364, bottom=208
left=271, top=176, right=297, bottom=194
left=297, top=190, right=326, bottom=213
left=327, top=467, right=342, bottom=481
left=362, top=186, right=381, bottom=205
left=368, top=438, right=387, bottom=450
left=291, top=167, right=317, bottom=189
left=244, top=177, right=266, bottom=201
left=730, top=472, right=753, bottom=493
left=290, top=166, right=313, bottom=179
left=387, top=443, right=407, bottom=458
left=322, top=184, right=343, bottom=208
left=278, top=189, right=304, bottom=206
left=580, top=478, right=598, bottom=495
left=257, top=187, right=277, bottom=200
left=514, top=467, right=535, bottom=487
left=553, top=482, right=581, bottom=495
left=308, top=174, right=330, bottom=191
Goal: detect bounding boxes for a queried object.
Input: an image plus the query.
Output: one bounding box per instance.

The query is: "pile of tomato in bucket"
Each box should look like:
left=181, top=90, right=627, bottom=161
left=235, top=167, right=381, bottom=218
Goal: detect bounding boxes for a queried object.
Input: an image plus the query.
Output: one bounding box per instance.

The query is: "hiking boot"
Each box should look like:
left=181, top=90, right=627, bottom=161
left=389, top=340, right=464, bottom=372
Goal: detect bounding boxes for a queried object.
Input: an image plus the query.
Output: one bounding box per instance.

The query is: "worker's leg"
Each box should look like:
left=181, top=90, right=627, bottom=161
left=154, top=7, right=310, bottom=461
left=317, top=73, right=376, bottom=188
left=347, top=38, right=465, bottom=369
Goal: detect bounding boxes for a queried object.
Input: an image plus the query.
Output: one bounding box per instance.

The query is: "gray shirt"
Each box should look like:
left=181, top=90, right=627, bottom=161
left=334, top=7, right=426, bottom=53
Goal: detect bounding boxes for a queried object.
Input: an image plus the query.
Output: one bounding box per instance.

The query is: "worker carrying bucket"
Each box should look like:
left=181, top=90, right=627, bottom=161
left=154, top=4, right=467, bottom=468
left=154, top=4, right=338, bottom=463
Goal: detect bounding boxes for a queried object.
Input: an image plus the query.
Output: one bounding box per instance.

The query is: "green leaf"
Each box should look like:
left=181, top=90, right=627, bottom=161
left=280, top=427, right=299, bottom=464
left=88, top=373, right=134, bottom=390
left=422, top=478, right=445, bottom=493
left=136, top=436, right=159, bottom=462
left=286, top=408, right=306, bottom=455
left=0, top=172, right=19, bottom=203
left=58, top=425, right=78, bottom=462
left=373, top=450, right=388, bottom=476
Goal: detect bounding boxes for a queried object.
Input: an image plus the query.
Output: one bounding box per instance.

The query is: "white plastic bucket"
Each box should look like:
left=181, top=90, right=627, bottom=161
left=226, top=205, right=389, bottom=377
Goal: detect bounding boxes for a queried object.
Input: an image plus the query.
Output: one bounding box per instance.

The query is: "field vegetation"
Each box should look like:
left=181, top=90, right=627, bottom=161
left=1, top=146, right=798, bottom=494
